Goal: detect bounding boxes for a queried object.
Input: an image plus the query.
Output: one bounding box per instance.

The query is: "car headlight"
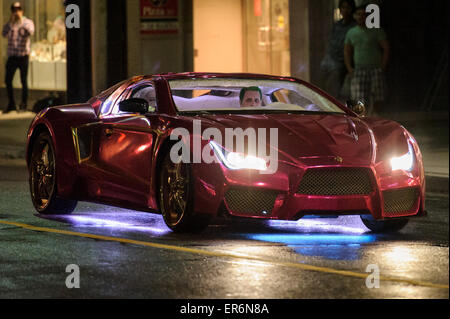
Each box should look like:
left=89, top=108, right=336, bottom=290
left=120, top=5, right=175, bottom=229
left=209, top=141, right=267, bottom=171
left=390, top=142, right=415, bottom=172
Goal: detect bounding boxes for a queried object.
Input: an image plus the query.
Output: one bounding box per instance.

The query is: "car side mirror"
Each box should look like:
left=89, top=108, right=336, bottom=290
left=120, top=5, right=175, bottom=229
left=346, top=100, right=366, bottom=116
left=118, top=98, right=149, bottom=114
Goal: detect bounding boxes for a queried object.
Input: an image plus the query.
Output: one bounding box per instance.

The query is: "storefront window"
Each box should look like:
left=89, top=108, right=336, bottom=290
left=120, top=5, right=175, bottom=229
left=193, top=0, right=290, bottom=76
left=0, top=0, right=66, bottom=91
left=243, top=0, right=290, bottom=76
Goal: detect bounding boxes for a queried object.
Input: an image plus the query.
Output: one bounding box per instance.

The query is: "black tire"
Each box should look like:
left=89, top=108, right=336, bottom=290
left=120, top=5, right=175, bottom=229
left=360, top=215, right=409, bottom=233
left=159, top=151, right=211, bottom=233
left=29, top=132, right=77, bottom=214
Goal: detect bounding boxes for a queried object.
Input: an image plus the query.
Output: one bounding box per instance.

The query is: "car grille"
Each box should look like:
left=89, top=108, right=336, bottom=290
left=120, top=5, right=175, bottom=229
left=297, top=167, right=374, bottom=196
left=383, top=188, right=419, bottom=216
left=225, top=188, right=279, bottom=215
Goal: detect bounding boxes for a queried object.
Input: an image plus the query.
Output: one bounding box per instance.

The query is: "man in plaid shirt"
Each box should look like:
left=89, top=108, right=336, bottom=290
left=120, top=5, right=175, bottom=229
left=2, top=2, right=35, bottom=113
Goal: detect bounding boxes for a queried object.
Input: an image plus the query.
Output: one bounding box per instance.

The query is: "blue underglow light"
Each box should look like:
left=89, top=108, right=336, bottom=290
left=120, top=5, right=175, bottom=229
left=245, top=217, right=378, bottom=260
left=247, top=233, right=377, bottom=261
left=247, top=234, right=376, bottom=245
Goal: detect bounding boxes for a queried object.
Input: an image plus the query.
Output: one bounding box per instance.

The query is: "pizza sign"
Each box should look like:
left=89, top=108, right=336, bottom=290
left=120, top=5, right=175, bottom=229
left=140, top=0, right=179, bottom=34
left=141, top=0, right=178, bottom=19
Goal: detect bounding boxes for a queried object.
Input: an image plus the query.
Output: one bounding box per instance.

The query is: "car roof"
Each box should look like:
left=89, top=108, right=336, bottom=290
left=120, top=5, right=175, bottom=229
left=152, top=72, right=299, bottom=83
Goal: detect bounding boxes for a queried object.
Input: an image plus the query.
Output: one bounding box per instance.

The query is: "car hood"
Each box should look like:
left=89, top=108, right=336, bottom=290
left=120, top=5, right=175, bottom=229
left=192, top=113, right=376, bottom=167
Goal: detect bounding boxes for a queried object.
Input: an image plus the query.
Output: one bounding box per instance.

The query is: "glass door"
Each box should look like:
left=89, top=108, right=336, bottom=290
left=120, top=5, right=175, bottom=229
left=243, top=0, right=290, bottom=76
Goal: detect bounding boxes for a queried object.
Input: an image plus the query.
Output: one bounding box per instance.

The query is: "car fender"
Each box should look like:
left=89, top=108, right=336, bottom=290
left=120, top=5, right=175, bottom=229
left=27, top=104, right=98, bottom=199
left=365, top=118, right=426, bottom=216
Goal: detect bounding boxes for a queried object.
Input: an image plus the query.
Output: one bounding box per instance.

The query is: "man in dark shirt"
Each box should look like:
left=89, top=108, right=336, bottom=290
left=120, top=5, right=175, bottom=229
left=320, top=0, right=356, bottom=101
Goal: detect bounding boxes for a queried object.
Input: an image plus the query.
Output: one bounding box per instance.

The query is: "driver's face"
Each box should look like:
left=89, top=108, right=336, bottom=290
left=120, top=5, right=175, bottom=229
left=241, top=91, right=262, bottom=107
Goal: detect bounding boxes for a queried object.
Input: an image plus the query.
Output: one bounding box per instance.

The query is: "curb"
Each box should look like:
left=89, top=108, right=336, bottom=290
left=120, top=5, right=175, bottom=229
left=426, top=175, right=449, bottom=196
left=0, top=145, right=26, bottom=160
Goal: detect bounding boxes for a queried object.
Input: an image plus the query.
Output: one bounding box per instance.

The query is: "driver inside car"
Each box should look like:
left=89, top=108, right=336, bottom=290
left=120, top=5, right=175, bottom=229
left=239, top=86, right=263, bottom=107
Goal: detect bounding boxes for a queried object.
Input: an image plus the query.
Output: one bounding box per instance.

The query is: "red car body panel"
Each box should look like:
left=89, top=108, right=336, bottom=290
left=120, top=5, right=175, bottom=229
left=26, top=73, right=426, bottom=222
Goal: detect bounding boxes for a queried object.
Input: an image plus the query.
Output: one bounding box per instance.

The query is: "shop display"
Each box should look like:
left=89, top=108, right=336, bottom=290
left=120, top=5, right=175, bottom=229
left=29, top=14, right=67, bottom=90
left=2, top=0, right=67, bottom=91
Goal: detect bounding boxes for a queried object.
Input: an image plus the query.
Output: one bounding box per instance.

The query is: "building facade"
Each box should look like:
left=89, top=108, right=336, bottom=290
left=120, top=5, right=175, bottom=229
left=84, top=0, right=450, bottom=112
left=1, top=0, right=447, bottom=113
left=85, top=0, right=331, bottom=100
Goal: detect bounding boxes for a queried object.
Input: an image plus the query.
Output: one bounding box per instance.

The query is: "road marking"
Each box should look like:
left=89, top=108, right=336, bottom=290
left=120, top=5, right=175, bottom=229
left=0, top=219, right=448, bottom=290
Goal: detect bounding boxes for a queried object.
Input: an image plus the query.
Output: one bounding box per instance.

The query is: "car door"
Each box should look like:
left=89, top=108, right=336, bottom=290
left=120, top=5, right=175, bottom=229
left=82, top=81, right=157, bottom=210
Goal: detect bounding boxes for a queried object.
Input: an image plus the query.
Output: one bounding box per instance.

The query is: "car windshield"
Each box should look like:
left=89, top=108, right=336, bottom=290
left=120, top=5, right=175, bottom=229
left=168, top=78, right=346, bottom=114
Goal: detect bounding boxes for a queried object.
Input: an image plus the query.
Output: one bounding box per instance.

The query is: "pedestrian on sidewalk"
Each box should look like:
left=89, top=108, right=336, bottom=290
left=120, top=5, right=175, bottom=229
left=320, top=0, right=356, bottom=102
left=344, top=4, right=390, bottom=116
left=2, top=2, right=35, bottom=113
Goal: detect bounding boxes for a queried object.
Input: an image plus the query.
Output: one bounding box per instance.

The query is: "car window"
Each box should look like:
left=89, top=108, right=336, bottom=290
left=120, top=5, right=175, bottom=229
left=130, top=85, right=157, bottom=112
left=169, top=79, right=345, bottom=114
left=100, top=82, right=129, bottom=116
left=107, top=83, right=157, bottom=115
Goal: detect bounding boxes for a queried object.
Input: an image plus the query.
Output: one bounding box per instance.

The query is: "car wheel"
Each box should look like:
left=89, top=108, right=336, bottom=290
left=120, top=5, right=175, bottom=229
left=159, top=151, right=211, bottom=233
left=360, top=215, right=409, bottom=233
left=29, top=132, right=77, bottom=214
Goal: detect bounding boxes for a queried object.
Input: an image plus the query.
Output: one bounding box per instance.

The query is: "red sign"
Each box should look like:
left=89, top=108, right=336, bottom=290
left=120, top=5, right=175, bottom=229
left=254, top=0, right=262, bottom=17
left=140, top=0, right=179, bottom=34
left=140, top=0, right=178, bottom=20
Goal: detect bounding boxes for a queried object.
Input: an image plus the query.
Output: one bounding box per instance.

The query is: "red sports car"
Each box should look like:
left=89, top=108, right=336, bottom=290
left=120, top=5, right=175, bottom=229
left=27, top=73, right=426, bottom=233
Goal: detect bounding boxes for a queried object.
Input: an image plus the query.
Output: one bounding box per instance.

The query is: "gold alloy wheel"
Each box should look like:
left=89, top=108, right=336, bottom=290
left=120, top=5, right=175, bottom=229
left=159, top=153, right=190, bottom=228
left=30, top=137, right=56, bottom=212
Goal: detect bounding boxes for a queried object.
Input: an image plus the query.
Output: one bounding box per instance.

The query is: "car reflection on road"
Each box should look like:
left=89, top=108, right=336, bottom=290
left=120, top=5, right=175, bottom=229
left=36, top=203, right=384, bottom=262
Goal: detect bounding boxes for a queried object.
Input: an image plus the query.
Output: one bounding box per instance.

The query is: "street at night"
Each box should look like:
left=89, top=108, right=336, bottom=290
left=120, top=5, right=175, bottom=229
left=0, top=154, right=448, bottom=299
left=0, top=0, right=449, bottom=308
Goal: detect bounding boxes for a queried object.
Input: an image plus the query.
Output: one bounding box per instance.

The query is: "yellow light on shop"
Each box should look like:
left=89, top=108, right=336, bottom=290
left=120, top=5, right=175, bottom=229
left=277, top=15, right=285, bottom=30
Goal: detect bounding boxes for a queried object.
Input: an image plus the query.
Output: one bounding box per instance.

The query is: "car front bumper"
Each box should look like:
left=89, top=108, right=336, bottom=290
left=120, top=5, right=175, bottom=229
left=192, top=162, right=426, bottom=221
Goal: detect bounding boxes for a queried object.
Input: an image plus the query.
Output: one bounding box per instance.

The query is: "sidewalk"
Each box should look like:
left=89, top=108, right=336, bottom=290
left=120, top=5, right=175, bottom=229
left=0, top=111, right=35, bottom=159
left=0, top=110, right=448, bottom=194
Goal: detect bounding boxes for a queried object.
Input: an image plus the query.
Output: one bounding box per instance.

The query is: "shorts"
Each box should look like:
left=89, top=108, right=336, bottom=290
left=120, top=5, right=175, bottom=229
left=350, top=67, right=385, bottom=104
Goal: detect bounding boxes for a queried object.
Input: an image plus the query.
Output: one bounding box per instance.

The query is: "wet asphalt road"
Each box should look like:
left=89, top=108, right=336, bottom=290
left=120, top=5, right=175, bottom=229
left=0, top=161, right=448, bottom=299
